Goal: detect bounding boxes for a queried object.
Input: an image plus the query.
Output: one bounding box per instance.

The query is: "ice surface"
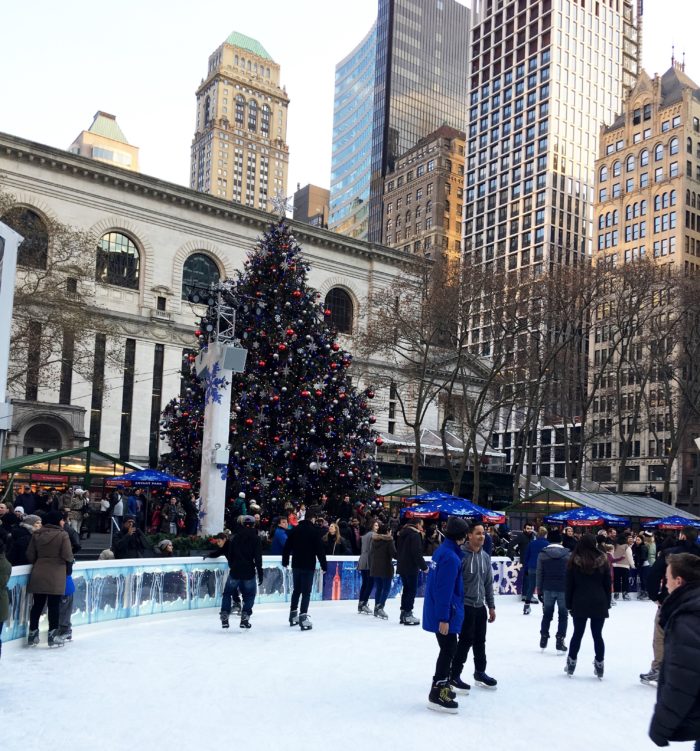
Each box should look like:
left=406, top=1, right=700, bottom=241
left=1, top=597, right=693, bottom=751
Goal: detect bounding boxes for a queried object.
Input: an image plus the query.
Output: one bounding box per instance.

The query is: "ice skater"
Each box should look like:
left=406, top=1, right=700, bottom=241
left=396, top=517, right=429, bottom=626
left=536, top=529, right=570, bottom=653
left=220, top=515, right=263, bottom=629
left=282, top=505, right=326, bottom=630
left=449, top=521, right=497, bottom=691
left=422, top=516, right=469, bottom=713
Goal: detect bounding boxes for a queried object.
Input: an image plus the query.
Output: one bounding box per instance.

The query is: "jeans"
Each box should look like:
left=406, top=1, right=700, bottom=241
left=452, top=604, right=488, bottom=677
left=29, top=593, right=61, bottom=631
left=568, top=616, right=605, bottom=662
left=613, top=566, right=629, bottom=593
left=291, top=569, right=316, bottom=614
left=220, top=574, right=243, bottom=613
left=358, top=569, right=374, bottom=603
left=223, top=577, right=257, bottom=615
left=523, top=569, right=537, bottom=602
left=58, top=595, right=73, bottom=633
left=434, top=633, right=458, bottom=682
left=541, top=590, right=568, bottom=638
left=373, top=577, right=392, bottom=608
left=400, top=573, right=418, bottom=612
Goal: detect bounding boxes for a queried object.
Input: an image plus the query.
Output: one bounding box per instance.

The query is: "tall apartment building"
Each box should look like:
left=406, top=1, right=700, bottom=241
left=293, top=183, right=330, bottom=229
left=589, top=63, right=700, bottom=506
left=190, top=32, right=289, bottom=208
left=464, top=0, right=640, bottom=482
left=381, top=125, right=465, bottom=263
left=69, top=112, right=139, bottom=171
left=329, top=0, right=471, bottom=242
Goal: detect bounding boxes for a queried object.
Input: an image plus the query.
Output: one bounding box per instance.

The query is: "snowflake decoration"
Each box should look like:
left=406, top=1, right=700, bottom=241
left=307, top=342, right=318, bottom=353
left=260, top=477, right=271, bottom=488
left=216, top=463, right=229, bottom=481
left=202, top=362, right=227, bottom=405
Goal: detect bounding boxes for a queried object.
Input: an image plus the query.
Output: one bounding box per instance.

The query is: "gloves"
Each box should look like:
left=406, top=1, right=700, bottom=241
left=258, top=578, right=263, bottom=587
left=648, top=727, right=669, bottom=747
left=537, top=593, right=544, bottom=604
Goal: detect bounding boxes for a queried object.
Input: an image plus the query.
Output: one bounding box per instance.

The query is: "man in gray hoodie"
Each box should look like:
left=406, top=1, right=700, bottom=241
left=536, top=528, right=570, bottom=652
left=449, top=521, right=497, bottom=693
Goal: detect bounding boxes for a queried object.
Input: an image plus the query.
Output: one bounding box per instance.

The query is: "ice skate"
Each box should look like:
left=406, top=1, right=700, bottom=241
left=374, top=605, right=388, bottom=620
left=622, top=592, right=630, bottom=601
left=299, top=613, right=312, bottom=630
left=232, top=602, right=242, bottom=616
left=58, top=628, right=73, bottom=642
left=640, top=669, right=659, bottom=687
left=593, top=659, right=604, bottom=680
left=240, top=612, right=251, bottom=629
left=539, top=634, right=549, bottom=650
left=449, top=675, right=471, bottom=694
left=427, top=681, right=459, bottom=713
left=27, top=629, right=39, bottom=647
left=358, top=601, right=371, bottom=615
left=47, top=629, right=66, bottom=648
left=523, top=603, right=531, bottom=615
left=473, top=671, right=497, bottom=689
left=565, top=656, right=577, bottom=677
left=555, top=636, right=567, bottom=653
left=401, top=610, right=420, bottom=626
left=289, top=609, right=299, bottom=627
left=220, top=612, right=230, bottom=629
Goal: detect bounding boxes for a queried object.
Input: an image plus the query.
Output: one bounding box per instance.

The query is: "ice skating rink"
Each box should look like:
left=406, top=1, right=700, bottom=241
left=2, top=596, right=692, bottom=751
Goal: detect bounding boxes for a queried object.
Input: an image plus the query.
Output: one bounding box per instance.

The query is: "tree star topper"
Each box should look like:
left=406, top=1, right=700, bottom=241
left=269, top=191, right=293, bottom=217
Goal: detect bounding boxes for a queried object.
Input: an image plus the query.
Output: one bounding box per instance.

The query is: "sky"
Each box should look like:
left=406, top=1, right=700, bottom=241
left=0, top=0, right=696, bottom=198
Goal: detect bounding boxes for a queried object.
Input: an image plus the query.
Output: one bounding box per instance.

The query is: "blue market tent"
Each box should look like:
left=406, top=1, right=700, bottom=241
left=105, top=469, right=191, bottom=489
left=543, top=506, right=629, bottom=527
left=403, top=492, right=505, bottom=523
left=642, top=515, right=700, bottom=530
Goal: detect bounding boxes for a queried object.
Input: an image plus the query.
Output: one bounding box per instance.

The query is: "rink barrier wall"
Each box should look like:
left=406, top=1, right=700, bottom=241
left=2, top=555, right=522, bottom=643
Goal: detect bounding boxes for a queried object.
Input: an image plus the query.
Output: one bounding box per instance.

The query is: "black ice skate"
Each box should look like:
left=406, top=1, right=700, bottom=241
left=289, top=609, right=299, bottom=627
left=449, top=675, right=471, bottom=694
left=299, top=613, right=313, bottom=631
left=240, top=612, right=251, bottom=629
left=555, top=636, right=567, bottom=653
left=473, top=671, right=497, bottom=689
left=593, top=659, right=604, bottom=680
left=427, top=681, right=459, bottom=714
left=640, top=669, right=659, bottom=686
left=357, top=601, right=371, bottom=615
left=27, top=629, right=39, bottom=647
left=540, top=634, right=549, bottom=650
left=47, top=629, right=66, bottom=648
left=58, top=628, right=73, bottom=642
left=220, top=612, right=230, bottom=629
left=523, top=603, right=531, bottom=615
left=400, top=610, right=420, bottom=626
left=374, top=606, right=388, bottom=620
left=565, top=656, right=577, bottom=677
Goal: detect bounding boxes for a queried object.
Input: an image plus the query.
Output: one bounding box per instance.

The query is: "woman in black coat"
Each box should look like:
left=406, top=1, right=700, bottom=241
left=564, top=533, right=611, bottom=678
left=649, top=553, right=700, bottom=749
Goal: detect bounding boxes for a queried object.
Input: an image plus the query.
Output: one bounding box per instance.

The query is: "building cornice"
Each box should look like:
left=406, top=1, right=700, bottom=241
left=0, top=131, right=418, bottom=271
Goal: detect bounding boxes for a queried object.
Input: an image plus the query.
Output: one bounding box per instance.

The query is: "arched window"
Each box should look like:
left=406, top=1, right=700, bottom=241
left=605, top=212, right=611, bottom=227
left=324, top=288, right=354, bottom=334
left=625, top=205, right=632, bottom=221
left=204, top=95, right=211, bottom=125
left=641, top=200, right=647, bottom=215
left=612, top=209, right=619, bottom=225
left=670, top=190, right=676, bottom=206
left=599, top=214, right=605, bottom=229
left=248, top=99, right=258, bottom=131
left=235, top=95, right=245, bottom=125
left=24, top=423, right=62, bottom=453
left=612, top=161, right=621, bottom=177
left=1, top=207, right=48, bottom=269
left=669, top=137, right=679, bottom=156
left=182, top=253, right=220, bottom=300
left=640, top=149, right=649, bottom=166
left=655, top=143, right=664, bottom=161
left=599, top=165, right=609, bottom=182
left=96, top=231, right=140, bottom=289
left=687, top=137, right=693, bottom=153
left=654, top=195, right=661, bottom=211
left=261, top=104, right=271, bottom=136
left=626, top=154, right=635, bottom=172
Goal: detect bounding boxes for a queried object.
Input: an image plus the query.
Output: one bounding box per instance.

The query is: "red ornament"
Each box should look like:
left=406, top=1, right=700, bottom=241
left=327, top=416, right=335, bottom=423
left=182, top=411, right=189, bottom=417
left=375, top=437, right=384, bottom=446
left=256, top=291, right=262, bottom=297
left=343, top=451, right=352, bottom=459
left=292, top=290, right=302, bottom=299
left=315, top=389, right=323, bottom=396
left=258, top=360, right=266, bottom=367
left=194, top=329, right=202, bottom=337
left=273, top=436, right=281, bottom=443
left=339, top=393, right=347, bottom=400
left=272, top=395, right=280, bottom=402
left=301, top=389, right=311, bottom=397
left=278, top=343, right=287, bottom=352
left=286, top=328, right=295, bottom=336
left=245, top=418, right=254, bottom=426
left=330, top=363, right=338, bottom=370
left=369, top=415, right=377, bottom=424
left=332, top=343, right=340, bottom=351
left=367, top=390, right=375, bottom=399
left=324, top=308, right=332, bottom=316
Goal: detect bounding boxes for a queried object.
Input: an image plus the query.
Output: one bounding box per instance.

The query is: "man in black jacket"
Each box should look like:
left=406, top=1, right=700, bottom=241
left=509, top=523, right=536, bottom=602
left=222, top=516, right=263, bottom=629
left=641, top=527, right=700, bottom=686
left=649, top=552, right=700, bottom=748
left=282, top=505, right=326, bottom=630
left=396, top=518, right=428, bottom=626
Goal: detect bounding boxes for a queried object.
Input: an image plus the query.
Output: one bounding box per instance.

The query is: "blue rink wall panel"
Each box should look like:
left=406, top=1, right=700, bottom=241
left=2, top=556, right=523, bottom=643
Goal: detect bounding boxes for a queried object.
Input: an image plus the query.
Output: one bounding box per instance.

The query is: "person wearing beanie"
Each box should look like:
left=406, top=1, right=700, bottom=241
left=26, top=510, right=73, bottom=647
left=422, top=515, right=468, bottom=713
left=157, top=539, right=174, bottom=556
left=7, top=514, right=42, bottom=566
left=282, top=504, right=327, bottom=630
left=219, top=515, right=263, bottom=629
left=536, top=528, right=571, bottom=652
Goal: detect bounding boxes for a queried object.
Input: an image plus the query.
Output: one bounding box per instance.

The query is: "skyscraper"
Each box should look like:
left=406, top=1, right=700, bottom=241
left=190, top=32, right=289, bottom=208
left=464, top=0, right=640, bottom=482
left=329, top=0, right=471, bottom=242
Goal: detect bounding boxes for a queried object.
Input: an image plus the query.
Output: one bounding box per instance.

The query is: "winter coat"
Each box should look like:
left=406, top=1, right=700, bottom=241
left=509, top=530, right=536, bottom=567
left=370, top=534, right=396, bottom=579
left=270, top=526, right=288, bottom=555
left=536, top=544, right=570, bottom=593
left=422, top=539, right=466, bottom=635
left=562, top=534, right=577, bottom=551
left=483, top=533, right=493, bottom=557
left=647, top=540, right=700, bottom=604
left=565, top=554, right=612, bottom=619
left=112, top=528, right=149, bottom=559
left=396, top=524, right=428, bottom=577
left=358, top=530, right=374, bottom=571
left=323, top=534, right=348, bottom=556
left=282, top=519, right=327, bottom=572
left=461, top=545, right=495, bottom=609
left=0, top=552, right=10, bottom=622
left=523, top=537, right=550, bottom=571
left=26, top=524, right=73, bottom=595
left=611, top=543, right=634, bottom=569
left=7, top=523, right=33, bottom=566
left=632, top=542, right=649, bottom=570
left=226, top=527, right=263, bottom=583
left=649, top=582, right=700, bottom=745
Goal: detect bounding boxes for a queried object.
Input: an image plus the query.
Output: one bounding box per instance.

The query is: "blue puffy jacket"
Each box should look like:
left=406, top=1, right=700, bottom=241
left=524, top=537, right=549, bottom=570
left=422, top=539, right=465, bottom=634
left=270, top=526, right=288, bottom=555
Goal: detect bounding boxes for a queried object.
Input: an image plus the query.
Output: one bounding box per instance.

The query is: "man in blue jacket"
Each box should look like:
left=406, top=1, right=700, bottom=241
left=423, top=516, right=469, bottom=713
left=536, top=528, right=571, bottom=652
left=522, top=526, right=549, bottom=614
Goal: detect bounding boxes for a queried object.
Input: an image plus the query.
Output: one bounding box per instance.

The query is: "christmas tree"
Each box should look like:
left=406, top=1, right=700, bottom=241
left=161, top=219, right=381, bottom=516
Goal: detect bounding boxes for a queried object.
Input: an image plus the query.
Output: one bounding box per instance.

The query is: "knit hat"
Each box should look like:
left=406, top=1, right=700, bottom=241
left=14, top=506, right=24, bottom=515
left=158, top=539, right=173, bottom=550
left=242, top=515, right=256, bottom=527
left=44, top=510, right=64, bottom=526
left=22, top=514, right=41, bottom=527
left=642, top=531, right=654, bottom=538
left=445, top=516, right=469, bottom=541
